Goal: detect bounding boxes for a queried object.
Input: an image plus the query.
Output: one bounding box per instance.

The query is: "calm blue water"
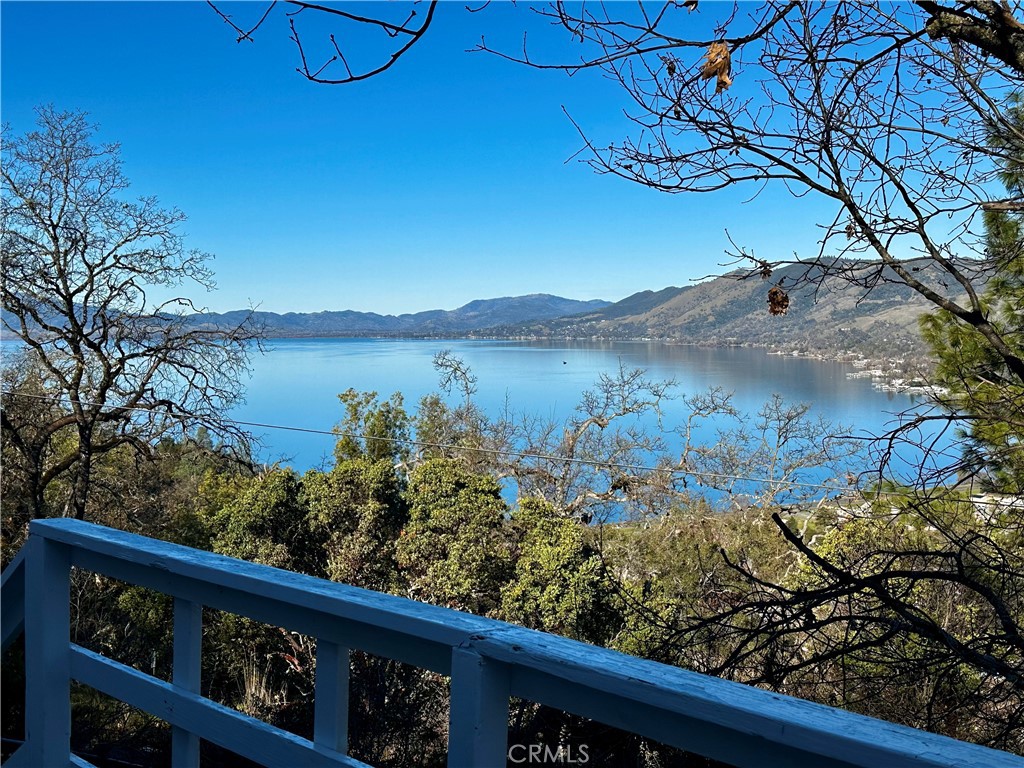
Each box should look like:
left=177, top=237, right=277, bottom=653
left=234, top=338, right=947, bottom=486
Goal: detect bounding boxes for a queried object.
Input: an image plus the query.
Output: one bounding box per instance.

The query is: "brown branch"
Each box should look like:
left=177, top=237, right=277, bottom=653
left=286, top=0, right=438, bottom=84
left=207, top=1, right=278, bottom=43
left=917, top=0, right=1024, bottom=74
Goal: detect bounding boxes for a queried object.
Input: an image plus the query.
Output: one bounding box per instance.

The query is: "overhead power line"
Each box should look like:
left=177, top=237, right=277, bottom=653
left=0, top=389, right=948, bottom=497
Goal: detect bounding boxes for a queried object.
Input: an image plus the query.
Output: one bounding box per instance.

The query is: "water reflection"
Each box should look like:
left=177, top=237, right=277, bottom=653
left=236, top=339, right=946, bottom=492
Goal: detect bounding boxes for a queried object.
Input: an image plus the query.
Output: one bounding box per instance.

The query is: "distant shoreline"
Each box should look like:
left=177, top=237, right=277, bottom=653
left=256, top=333, right=938, bottom=396
left=2, top=328, right=935, bottom=396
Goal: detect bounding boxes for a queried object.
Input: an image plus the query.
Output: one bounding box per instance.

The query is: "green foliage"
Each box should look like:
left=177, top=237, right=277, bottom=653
left=920, top=287, right=1024, bottom=491
left=397, top=459, right=513, bottom=615
left=599, top=505, right=799, bottom=669
left=333, top=389, right=410, bottom=465
left=413, top=392, right=489, bottom=470
left=303, top=458, right=408, bottom=592
left=211, top=469, right=323, bottom=574
left=197, top=467, right=253, bottom=517
left=920, top=95, right=1024, bottom=491
left=986, top=93, right=1024, bottom=214
left=501, top=497, right=620, bottom=644
left=413, top=393, right=457, bottom=461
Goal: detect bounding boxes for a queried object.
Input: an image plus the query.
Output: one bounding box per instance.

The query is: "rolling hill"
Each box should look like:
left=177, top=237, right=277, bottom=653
left=484, top=262, right=968, bottom=358
left=186, top=295, right=612, bottom=338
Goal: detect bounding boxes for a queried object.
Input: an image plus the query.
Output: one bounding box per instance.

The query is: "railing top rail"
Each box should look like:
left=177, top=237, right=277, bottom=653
left=28, top=518, right=1024, bottom=768
left=33, top=517, right=493, bottom=669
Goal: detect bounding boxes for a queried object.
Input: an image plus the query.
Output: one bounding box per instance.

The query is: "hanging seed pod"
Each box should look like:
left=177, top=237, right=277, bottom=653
left=767, top=286, right=790, bottom=315
left=759, top=260, right=772, bottom=280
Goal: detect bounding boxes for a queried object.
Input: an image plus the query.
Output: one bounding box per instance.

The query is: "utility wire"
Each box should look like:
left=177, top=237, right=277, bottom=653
left=0, top=389, right=965, bottom=497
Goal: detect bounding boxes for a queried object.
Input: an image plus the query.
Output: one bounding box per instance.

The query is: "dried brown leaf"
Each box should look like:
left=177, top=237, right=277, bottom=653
left=700, top=41, right=732, bottom=94
left=767, top=286, right=790, bottom=316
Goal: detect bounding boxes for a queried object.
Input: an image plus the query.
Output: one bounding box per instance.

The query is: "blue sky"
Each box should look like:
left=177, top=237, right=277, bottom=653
left=2, top=1, right=837, bottom=315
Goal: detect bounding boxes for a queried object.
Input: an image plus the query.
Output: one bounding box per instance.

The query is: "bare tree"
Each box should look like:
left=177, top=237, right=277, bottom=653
left=654, top=492, right=1024, bottom=751
left=476, top=367, right=857, bottom=523
left=205, top=1, right=1024, bottom=747
left=473, top=2, right=1022, bottom=389
left=206, top=0, right=438, bottom=85
left=675, top=390, right=862, bottom=509
left=1, top=107, right=259, bottom=521
left=494, top=363, right=676, bottom=522
left=468, top=3, right=1023, bottom=748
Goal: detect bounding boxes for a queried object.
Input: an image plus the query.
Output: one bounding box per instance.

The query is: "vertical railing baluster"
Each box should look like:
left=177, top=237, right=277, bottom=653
left=314, top=639, right=350, bottom=754
left=24, top=535, right=72, bottom=767
left=448, top=647, right=510, bottom=768
left=172, top=598, right=202, bottom=768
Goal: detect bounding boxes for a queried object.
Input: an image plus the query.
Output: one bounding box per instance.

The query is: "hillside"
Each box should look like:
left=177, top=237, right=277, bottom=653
left=485, top=262, right=964, bottom=358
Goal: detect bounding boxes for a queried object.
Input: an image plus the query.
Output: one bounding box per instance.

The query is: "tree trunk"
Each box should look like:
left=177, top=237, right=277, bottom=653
left=29, top=455, right=46, bottom=520
left=69, top=426, right=93, bottom=520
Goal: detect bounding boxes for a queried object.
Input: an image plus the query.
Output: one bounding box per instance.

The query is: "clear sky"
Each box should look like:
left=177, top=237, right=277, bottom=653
left=1, top=1, right=837, bottom=315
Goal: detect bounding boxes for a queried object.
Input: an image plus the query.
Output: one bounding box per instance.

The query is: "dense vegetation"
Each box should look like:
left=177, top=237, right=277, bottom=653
left=2, top=356, right=1022, bottom=764
left=4, top=2, right=1023, bottom=764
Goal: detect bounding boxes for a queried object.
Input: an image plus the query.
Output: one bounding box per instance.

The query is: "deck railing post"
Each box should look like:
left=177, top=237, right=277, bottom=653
left=314, top=639, right=350, bottom=754
left=24, top=535, right=72, bottom=767
left=448, top=647, right=510, bottom=768
left=172, top=598, right=203, bottom=768
left=15, top=519, right=1021, bottom=768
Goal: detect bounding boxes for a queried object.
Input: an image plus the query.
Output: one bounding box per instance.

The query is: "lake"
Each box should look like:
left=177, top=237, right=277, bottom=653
left=235, top=338, right=947, bottom=490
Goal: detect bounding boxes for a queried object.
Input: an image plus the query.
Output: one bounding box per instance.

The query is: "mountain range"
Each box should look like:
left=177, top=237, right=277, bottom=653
left=187, top=261, right=966, bottom=357
left=187, top=295, right=612, bottom=338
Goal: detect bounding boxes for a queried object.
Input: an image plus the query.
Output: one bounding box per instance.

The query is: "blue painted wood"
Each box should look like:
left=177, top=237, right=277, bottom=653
left=505, top=660, right=866, bottom=768
left=172, top=598, right=202, bottom=768
left=23, top=519, right=1024, bottom=768
left=0, top=742, right=90, bottom=768
left=24, top=535, right=71, bottom=768
left=448, top=648, right=510, bottom=768
left=1, top=545, right=26, bottom=652
left=67, top=544, right=455, bottom=672
left=58, top=528, right=483, bottom=674
left=3, top=742, right=98, bottom=768
left=69, top=645, right=370, bottom=768
left=474, top=627, right=1024, bottom=768
left=2, top=743, right=29, bottom=768
left=314, top=640, right=350, bottom=754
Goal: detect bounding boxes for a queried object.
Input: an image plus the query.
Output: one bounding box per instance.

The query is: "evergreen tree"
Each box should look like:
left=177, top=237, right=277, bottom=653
left=921, top=95, right=1024, bottom=491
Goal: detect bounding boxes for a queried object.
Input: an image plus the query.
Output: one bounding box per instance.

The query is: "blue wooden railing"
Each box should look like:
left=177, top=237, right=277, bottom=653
left=1, top=518, right=1020, bottom=768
